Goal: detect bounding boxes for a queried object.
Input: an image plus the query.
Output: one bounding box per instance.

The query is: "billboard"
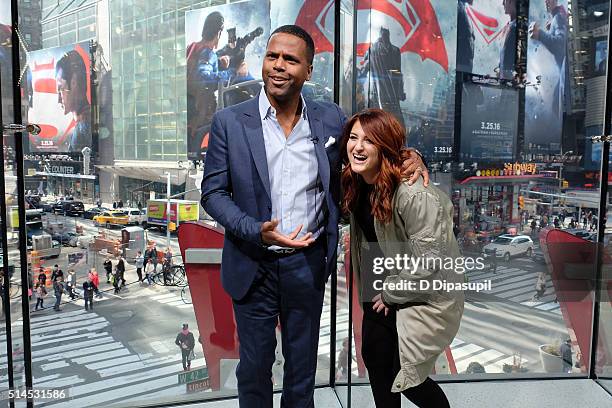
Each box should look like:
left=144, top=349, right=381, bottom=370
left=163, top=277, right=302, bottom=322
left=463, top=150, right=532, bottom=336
left=593, top=37, right=607, bottom=76
left=460, top=82, right=518, bottom=161
left=0, top=0, right=12, bottom=124
left=456, top=0, right=517, bottom=78
left=26, top=42, right=92, bottom=153
left=186, top=0, right=271, bottom=160
left=352, top=0, right=457, bottom=160
left=524, top=0, right=568, bottom=154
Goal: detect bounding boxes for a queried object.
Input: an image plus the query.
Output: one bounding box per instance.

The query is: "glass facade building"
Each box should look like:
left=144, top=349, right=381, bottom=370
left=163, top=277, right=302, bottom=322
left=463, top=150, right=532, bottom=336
left=0, top=0, right=611, bottom=407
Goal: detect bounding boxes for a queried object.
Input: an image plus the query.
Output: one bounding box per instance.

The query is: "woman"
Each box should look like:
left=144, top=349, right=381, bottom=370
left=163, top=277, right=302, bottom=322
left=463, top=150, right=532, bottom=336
left=341, top=109, right=464, bottom=408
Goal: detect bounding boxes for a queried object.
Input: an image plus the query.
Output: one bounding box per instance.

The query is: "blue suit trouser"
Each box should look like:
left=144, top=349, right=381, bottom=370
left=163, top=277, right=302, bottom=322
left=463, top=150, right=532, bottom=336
left=232, top=239, right=327, bottom=408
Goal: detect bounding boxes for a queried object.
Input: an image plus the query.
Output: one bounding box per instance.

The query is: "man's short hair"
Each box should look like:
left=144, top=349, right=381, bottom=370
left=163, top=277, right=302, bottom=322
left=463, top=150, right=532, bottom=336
left=56, top=50, right=86, bottom=91
left=269, top=25, right=315, bottom=65
left=202, top=11, right=224, bottom=41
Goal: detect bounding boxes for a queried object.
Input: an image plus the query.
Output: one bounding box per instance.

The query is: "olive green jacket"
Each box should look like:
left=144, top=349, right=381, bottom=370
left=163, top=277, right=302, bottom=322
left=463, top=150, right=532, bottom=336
left=350, top=179, right=464, bottom=391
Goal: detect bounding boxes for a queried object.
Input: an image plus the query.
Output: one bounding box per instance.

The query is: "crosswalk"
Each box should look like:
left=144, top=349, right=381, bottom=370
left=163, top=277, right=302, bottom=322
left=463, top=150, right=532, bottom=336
left=466, top=264, right=562, bottom=315
left=0, top=307, right=205, bottom=408
left=134, top=287, right=193, bottom=310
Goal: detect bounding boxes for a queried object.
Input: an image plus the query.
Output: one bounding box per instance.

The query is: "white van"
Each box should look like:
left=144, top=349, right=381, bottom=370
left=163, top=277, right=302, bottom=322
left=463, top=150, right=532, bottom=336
left=125, top=208, right=147, bottom=226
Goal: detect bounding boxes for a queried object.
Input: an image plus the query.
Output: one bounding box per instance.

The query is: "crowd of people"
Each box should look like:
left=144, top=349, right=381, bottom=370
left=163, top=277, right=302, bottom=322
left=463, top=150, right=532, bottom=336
left=30, top=245, right=175, bottom=312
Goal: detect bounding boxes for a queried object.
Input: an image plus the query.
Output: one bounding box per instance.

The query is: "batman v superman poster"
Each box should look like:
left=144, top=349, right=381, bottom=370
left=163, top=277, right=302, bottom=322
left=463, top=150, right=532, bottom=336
left=186, top=0, right=459, bottom=161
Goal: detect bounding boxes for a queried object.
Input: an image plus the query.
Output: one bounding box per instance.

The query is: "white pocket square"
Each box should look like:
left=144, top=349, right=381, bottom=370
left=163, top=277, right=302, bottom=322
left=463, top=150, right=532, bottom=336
left=325, top=137, right=336, bottom=148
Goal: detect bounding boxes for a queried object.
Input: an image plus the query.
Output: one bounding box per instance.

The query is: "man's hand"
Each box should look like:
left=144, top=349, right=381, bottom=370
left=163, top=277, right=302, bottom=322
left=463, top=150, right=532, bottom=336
left=260, top=219, right=315, bottom=248
left=219, top=55, right=230, bottom=69
left=372, top=294, right=390, bottom=316
left=401, top=148, right=429, bottom=187
left=236, top=61, right=249, bottom=77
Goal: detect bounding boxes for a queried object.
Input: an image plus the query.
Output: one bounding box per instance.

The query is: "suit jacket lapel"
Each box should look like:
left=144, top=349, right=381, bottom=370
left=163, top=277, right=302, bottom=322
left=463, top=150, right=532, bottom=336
left=242, top=97, right=272, bottom=201
left=307, top=101, right=330, bottom=197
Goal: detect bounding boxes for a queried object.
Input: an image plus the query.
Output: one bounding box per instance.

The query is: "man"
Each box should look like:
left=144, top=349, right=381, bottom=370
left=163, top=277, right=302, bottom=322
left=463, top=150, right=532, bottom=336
left=50, top=264, right=63, bottom=282
left=201, top=25, right=427, bottom=407
left=499, top=0, right=517, bottom=80
left=135, top=250, right=144, bottom=282
left=529, top=0, right=568, bottom=118
left=360, top=27, right=405, bottom=128
left=457, top=0, right=475, bottom=73
left=83, top=276, right=95, bottom=311
left=103, top=256, right=113, bottom=283
left=56, top=50, right=92, bottom=152
left=53, top=276, right=64, bottom=312
left=175, top=323, right=196, bottom=371
left=186, top=11, right=233, bottom=158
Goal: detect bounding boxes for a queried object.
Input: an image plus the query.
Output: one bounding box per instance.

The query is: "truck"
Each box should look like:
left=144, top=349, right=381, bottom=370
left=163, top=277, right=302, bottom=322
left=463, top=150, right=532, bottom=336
left=146, top=199, right=199, bottom=232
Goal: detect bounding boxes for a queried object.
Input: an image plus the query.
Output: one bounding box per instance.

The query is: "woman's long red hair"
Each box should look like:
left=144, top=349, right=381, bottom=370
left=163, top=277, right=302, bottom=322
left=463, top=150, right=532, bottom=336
left=340, top=109, right=410, bottom=224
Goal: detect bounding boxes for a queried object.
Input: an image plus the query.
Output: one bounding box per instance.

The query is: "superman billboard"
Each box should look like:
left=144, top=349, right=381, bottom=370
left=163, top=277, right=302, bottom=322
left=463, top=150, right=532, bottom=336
left=26, top=42, right=92, bottom=153
left=456, top=0, right=517, bottom=78
left=524, top=0, right=568, bottom=155
left=186, top=0, right=271, bottom=160
left=353, top=0, right=457, bottom=160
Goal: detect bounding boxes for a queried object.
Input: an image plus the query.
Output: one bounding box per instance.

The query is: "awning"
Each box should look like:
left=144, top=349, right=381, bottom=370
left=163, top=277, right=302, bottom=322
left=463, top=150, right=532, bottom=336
left=95, top=162, right=189, bottom=186
left=35, top=171, right=96, bottom=180
left=459, top=175, right=545, bottom=185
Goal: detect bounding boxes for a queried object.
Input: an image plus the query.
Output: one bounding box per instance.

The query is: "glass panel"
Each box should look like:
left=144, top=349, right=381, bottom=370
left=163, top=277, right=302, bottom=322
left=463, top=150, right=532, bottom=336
left=347, top=0, right=604, bottom=406
left=14, top=0, right=339, bottom=403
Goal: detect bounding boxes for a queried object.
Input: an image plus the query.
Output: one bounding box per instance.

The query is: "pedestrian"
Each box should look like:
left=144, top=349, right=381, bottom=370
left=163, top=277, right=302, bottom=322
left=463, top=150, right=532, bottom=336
left=103, top=256, right=113, bottom=283
left=34, top=282, right=46, bottom=311
left=553, top=217, right=560, bottom=229
left=489, top=248, right=498, bottom=273
left=560, top=338, right=573, bottom=373
left=144, top=260, right=154, bottom=285
left=163, top=248, right=173, bottom=285
left=112, top=270, right=120, bottom=294
left=149, top=246, right=158, bottom=273
left=175, top=323, right=195, bottom=371
left=37, top=267, right=47, bottom=287
left=116, top=256, right=126, bottom=288
left=137, top=201, right=142, bottom=211
left=530, top=219, right=537, bottom=236
left=53, top=276, right=64, bottom=311
left=50, top=264, right=63, bottom=282
left=82, top=277, right=95, bottom=311
left=66, top=270, right=77, bottom=300
left=200, top=24, right=427, bottom=406
left=135, top=250, right=144, bottom=282
left=88, top=268, right=101, bottom=298
left=532, top=271, right=547, bottom=301
left=118, top=199, right=123, bottom=208
left=113, top=201, right=117, bottom=209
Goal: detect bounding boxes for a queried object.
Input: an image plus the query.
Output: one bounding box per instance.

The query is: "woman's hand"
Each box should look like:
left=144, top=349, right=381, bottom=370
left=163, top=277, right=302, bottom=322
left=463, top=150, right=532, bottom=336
left=400, top=148, right=429, bottom=186
left=372, top=294, right=390, bottom=316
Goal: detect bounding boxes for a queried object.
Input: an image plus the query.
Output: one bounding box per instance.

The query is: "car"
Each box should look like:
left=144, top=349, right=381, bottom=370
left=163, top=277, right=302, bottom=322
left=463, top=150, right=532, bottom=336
left=482, top=234, right=534, bottom=262
left=124, top=208, right=147, bottom=226
left=565, top=229, right=597, bottom=242
left=51, top=231, right=79, bottom=247
left=83, top=207, right=109, bottom=220
left=93, top=210, right=129, bottom=228
left=76, top=234, right=96, bottom=249
left=53, top=200, right=84, bottom=216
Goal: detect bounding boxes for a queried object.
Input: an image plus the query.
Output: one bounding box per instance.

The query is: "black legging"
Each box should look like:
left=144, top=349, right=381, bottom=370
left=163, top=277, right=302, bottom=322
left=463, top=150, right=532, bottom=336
left=361, top=303, right=450, bottom=408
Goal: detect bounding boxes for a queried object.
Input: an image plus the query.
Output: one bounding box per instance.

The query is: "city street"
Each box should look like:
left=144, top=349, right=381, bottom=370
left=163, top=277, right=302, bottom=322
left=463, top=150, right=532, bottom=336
left=0, top=215, right=579, bottom=406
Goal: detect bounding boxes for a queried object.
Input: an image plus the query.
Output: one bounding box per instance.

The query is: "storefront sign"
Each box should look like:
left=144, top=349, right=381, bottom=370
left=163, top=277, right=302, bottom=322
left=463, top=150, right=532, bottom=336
left=186, top=378, right=210, bottom=393
left=503, top=162, right=537, bottom=176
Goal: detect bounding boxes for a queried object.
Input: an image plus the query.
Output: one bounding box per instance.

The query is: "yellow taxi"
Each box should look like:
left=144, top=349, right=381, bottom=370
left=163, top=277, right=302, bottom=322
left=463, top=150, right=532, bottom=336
left=93, top=210, right=130, bottom=228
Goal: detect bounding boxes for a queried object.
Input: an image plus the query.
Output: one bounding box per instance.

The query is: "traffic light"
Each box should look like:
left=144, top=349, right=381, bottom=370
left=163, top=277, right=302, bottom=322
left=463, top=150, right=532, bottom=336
left=518, top=196, right=524, bottom=210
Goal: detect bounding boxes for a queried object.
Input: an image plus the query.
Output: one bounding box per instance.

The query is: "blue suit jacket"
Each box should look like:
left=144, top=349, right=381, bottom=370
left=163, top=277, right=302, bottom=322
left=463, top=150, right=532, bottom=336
left=201, top=93, right=346, bottom=300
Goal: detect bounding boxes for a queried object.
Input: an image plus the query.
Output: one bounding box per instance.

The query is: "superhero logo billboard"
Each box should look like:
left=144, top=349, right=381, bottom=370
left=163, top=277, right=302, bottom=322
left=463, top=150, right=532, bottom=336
left=26, top=42, right=92, bottom=153
left=524, top=0, right=568, bottom=155
left=456, top=0, right=517, bottom=78
left=351, top=0, right=457, bottom=160
left=460, top=82, right=518, bottom=161
left=186, top=0, right=271, bottom=161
